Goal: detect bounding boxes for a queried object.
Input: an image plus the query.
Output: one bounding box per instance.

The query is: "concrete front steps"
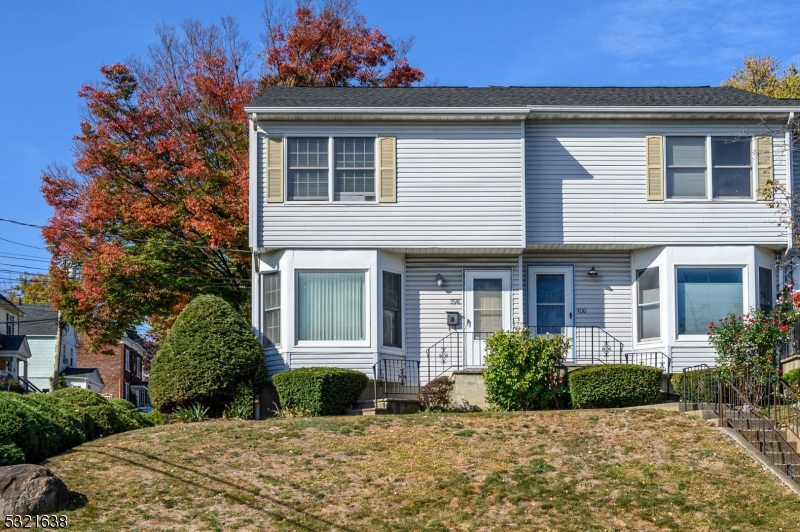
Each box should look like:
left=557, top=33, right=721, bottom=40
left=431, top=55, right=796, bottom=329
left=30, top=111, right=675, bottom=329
left=346, top=398, right=421, bottom=416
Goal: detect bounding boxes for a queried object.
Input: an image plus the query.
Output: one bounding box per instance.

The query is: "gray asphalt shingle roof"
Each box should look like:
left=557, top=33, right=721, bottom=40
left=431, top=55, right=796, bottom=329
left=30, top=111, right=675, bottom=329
left=17, top=305, right=58, bottom=336
left=248, top=86, right=799, bottom=109
left=0, top=334, right=26, bottom=352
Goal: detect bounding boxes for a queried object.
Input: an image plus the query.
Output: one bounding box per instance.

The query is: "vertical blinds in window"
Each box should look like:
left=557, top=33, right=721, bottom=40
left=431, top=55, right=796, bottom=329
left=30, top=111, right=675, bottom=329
left=297, top=272, right=365, bottom=341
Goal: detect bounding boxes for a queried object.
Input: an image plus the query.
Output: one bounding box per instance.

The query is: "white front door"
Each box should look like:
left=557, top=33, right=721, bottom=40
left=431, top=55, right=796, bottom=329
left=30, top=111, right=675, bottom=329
left=464, top=270, right=512, bottom=367
left=527, top=266, right=574, bottom=357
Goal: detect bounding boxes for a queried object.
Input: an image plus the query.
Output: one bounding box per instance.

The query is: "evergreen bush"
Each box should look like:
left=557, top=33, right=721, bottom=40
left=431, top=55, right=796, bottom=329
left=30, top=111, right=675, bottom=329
left=273, top=367, right=368, bottom=416
left=782, top=367, right=800, bottom=392
left=39, top=387, right=119, bottom=439
left=418, top=376, right=454, bottom=411
left=483, top=327, right=570, bottom=411
left=0, top=392, right=84, bottom=465
left=108, top=398, right=154, bottom=430
left=569, top=365, right=662, bottom=408
left=149, top=295, right=267, bottom=414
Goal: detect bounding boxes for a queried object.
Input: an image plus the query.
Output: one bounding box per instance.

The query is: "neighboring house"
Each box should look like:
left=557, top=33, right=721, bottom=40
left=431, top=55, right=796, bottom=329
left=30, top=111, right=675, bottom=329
left=0, top=293, right=31, bottom=383
left=76, top=329, right=149, bottom=406
left=245, top=86, right=800, bottom=385
left=60, top=367, right=104, bottom=393
left=17, top=304, right=79, bottom=391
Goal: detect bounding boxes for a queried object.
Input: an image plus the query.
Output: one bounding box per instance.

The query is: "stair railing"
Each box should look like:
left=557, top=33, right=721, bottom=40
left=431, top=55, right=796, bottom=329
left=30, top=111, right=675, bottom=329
left=768, top=381, right=800, bottom=442
left=425, top=331, right=464, bottom=384
left=718, top=374, right=800, bottom=486
left=372, top=357, right=421, bottom=409
left=18, top=377, right=43, bottom=394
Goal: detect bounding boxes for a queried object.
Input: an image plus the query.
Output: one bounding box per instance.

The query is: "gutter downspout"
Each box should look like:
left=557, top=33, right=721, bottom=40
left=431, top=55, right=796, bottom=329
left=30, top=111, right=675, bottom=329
left=786, top=111, right=795, bottom=253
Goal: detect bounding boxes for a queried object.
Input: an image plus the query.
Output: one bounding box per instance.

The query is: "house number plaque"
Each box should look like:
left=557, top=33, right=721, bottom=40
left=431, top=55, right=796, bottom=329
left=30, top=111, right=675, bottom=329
left=576, top=308, right=587, bottom=314
left=450, top=299, right=462, bottom=305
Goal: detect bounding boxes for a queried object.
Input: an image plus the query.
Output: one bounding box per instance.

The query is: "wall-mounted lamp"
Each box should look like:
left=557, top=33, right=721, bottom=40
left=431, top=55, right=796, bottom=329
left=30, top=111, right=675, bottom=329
left=588, top=266, right=598, bottom=277
left=435, top=273, right=444, bottom=287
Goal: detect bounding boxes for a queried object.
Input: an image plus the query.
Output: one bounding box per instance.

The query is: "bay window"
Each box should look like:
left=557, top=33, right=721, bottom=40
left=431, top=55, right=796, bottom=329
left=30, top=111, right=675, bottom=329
left=677, top=267, right=743, bottom=335
left=383, top=272, right=401, bottom=348
left=636, top=267, right=660, bottom=341
left=758, top=267, right=773, bottom=313
left=263, top=272, right=281, bottom=346
left=297, top=271, right=366, bottom=342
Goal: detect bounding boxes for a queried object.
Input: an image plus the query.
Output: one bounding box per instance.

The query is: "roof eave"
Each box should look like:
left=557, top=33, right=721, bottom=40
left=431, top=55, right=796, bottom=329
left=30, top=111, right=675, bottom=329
left=526, top=105, right=800, bottom=119
left=245, top=106, right=531, bottom=121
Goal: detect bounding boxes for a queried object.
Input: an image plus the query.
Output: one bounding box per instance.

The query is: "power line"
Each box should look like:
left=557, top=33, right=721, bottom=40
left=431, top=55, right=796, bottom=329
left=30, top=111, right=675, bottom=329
left=0, top=237, right=46, bottom=250
left=0, top=217, right=252, bottom=254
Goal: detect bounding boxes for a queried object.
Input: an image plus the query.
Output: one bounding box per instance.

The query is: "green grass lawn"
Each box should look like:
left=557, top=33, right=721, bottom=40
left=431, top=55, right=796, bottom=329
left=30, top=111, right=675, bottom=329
left=44, top=408, right=799, bottom=531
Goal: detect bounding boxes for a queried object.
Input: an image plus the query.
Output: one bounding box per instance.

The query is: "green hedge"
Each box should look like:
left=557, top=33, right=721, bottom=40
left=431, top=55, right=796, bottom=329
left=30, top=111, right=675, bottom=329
left=0, top=388, right=154, bottom=466
left=569, top=364, right=662, bottom=409
left=0, top=392, right=85, bottom=465
left=670, top=368, right=721, bottom=403
left=273, top=367, right=368, bottom=416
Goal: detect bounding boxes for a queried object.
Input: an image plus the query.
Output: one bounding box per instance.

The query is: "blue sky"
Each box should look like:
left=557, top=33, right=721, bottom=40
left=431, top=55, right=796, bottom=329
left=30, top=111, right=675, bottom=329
left=1, top=0, right=799, bottom=280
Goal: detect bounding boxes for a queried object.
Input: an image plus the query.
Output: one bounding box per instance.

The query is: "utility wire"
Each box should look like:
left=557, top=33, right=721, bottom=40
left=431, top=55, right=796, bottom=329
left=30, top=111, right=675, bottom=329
left=0, top=217, right=252, bottom=254
left=0, top=236, right=47, bottom=250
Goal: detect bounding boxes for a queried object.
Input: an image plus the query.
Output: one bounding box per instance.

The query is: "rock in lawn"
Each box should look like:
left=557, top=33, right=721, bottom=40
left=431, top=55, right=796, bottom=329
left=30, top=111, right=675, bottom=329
left=0, top=464, right=69, bottom=515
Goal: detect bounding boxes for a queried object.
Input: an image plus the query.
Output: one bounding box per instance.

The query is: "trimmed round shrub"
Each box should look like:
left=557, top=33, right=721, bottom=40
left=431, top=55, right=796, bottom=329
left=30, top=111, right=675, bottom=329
left=419, top=376, right=454, bottom=411
left=782, top=367, right=800, bottom=392
left=0, top=391, right=85, bottom=465
left=39, top=387, right=119, bottom=439
left=569, top=364, right=662, bottom=409
left=149, top=295, right=267, bottom=414
left=223, top=382, right=255, bottom=419
left=273, top=367, right=368, bottom=416
left=483, top=328, right=571, bottom=411
left=108, top=398, right=154, bottom=430
left=670, top=368, right=721, bottom=403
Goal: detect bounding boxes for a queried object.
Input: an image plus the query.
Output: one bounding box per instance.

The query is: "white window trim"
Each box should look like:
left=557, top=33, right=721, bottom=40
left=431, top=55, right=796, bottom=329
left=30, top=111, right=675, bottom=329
left=285, top=136, right=378, bottom=204
left=663, top=135, right=756, bottom=202
left=294, top=269, right=371, bottom=348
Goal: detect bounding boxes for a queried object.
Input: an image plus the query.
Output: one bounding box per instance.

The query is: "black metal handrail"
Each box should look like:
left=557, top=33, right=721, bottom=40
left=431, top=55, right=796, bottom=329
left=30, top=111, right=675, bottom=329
left=18, top=377, right=43, bottom=394
left=680, top=364, right=719, bottom=406
left=719, top=377, right=800, bottom=486
left=372, top=357, right=420, bottom=408
left=622, top=351, right=671, bottom=373
left=767, top=381, right=800, bottom=442
left=425, top=331, right=464, bottom=384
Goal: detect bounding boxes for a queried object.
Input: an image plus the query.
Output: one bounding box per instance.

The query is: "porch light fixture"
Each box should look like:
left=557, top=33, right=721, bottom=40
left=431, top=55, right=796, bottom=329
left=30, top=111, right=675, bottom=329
left=588, top=266, right=598, bottom=277
left=435, top=274, right=444, bottom=287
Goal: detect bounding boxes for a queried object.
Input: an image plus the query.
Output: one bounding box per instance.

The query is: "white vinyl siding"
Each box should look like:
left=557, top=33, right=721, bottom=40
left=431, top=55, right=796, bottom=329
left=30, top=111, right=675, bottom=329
left=526, top=121, right=787, bottom=246
left=258, top=122, right=524, bottom=249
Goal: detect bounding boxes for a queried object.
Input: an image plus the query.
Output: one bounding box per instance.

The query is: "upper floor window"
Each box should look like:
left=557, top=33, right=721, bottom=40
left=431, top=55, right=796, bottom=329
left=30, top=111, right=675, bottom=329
left=124, top=349, right=130, bottom=371
left=287, top=137, right=375, bottom=202
left=6, top=314, right=14, bottom=335
left=665, top=136, right=752, bottom=199
left=288, top=138, right=329, bottom=201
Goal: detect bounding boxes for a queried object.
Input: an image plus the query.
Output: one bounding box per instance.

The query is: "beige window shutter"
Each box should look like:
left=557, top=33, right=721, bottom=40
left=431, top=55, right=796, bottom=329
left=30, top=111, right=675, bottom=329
left=755, top=136, right=774, bottom=201
left=645, top=135, right=664, bottom=201
left=378, top=136, right=397, bottom=203
left=266, top=137, right=284, bottom=203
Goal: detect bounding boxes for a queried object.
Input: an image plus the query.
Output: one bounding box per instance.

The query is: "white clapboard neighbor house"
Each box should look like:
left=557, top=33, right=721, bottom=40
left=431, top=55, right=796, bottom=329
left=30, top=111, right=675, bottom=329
left=246, top=86, right=800, bottom=399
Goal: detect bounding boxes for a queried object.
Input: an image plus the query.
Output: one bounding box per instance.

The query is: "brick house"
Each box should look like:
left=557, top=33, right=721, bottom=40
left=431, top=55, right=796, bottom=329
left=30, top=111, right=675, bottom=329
left=77, top=329, right=149, bottom=407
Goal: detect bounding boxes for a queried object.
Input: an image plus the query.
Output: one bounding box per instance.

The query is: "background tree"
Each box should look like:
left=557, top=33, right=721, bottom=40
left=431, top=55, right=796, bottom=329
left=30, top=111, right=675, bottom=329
left=722, top=55, right=800, bottom=99
left=8, top=273, right=52, bottom=305
left=42, top=3, right=423, bottom=348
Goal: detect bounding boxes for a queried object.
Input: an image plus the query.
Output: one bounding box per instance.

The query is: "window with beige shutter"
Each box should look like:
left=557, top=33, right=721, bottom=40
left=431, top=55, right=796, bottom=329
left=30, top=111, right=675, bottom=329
left=266, top=136, right=285, bottom=203
left=755, top=135, right=774, bottom=200
left=645, top=135, right=664, bottom=200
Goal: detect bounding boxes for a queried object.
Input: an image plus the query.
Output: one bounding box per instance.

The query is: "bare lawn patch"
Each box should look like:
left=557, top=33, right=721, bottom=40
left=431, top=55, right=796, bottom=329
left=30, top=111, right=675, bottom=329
left=45, top=409, right=799, bottom=531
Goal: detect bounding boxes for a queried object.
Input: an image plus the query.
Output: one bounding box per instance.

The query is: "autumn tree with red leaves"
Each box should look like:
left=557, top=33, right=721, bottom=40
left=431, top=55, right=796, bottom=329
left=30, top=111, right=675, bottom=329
left=42, top=4, right=423, bottom=347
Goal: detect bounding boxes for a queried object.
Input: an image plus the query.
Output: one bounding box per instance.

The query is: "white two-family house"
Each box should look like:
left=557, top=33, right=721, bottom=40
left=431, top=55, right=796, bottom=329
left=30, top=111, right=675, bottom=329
left=246, top=86, right=800, bottom=388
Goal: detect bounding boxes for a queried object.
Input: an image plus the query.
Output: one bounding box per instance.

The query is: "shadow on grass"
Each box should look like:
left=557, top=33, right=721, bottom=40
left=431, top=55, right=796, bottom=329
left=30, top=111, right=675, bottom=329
left=68, top=491, right=88, bottom=511
left=80, top=445, right=369, bottom=532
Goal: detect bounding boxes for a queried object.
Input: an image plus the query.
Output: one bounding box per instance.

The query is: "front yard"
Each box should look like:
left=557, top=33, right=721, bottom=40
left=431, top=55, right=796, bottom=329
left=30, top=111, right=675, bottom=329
left=47, top=409, right=798, bottom=531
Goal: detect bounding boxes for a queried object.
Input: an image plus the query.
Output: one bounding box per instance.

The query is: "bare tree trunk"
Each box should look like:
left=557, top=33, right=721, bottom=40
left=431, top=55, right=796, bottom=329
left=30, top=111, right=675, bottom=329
left=52, top=310, right=62, bottom=391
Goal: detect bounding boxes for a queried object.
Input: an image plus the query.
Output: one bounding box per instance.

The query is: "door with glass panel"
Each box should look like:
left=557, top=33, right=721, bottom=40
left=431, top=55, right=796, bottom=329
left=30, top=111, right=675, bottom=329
left=527, top=266, right=574, bottom=358
left=464, top=270, right=511, bottom=367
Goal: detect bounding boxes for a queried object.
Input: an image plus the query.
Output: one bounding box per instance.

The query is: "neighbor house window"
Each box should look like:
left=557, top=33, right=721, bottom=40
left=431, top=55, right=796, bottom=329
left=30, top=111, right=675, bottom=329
left=263, top=272, right=281, bottom=346
left=287, top=138, right=329, bottom=200
left=124, top=349, right=130, bottom=371
left=136, top=358, right=142, bottom=378
left=334, top=138, right=375, bottom=201
left=383, top=272, right=401, bottom=348
left=666, top=137, right=752, bottom=199
left=759, top=267, right=773, bottom=313
left=677, top=268, right=743, bottom=335
left=637, top=268, right=660, bottom=341
left=297, top=271, right=365, bottom=342
left=6, top=315, right=14, bottom=335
